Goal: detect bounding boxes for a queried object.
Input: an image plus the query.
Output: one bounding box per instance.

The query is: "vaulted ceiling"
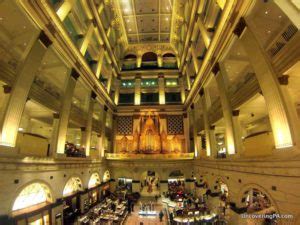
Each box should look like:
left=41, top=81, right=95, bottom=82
left=117, top=0, right=173, bottom=44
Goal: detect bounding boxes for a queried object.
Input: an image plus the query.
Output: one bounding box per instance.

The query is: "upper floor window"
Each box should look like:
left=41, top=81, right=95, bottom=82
left=141, top=79, right=158, bottom=87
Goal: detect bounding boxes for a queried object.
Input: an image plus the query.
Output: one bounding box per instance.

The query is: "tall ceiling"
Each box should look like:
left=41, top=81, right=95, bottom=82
left=117, top=0, right=173, bottom=44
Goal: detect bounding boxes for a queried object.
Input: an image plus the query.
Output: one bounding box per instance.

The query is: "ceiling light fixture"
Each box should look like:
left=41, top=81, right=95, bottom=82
left=265, top=11, right=268, bottom=15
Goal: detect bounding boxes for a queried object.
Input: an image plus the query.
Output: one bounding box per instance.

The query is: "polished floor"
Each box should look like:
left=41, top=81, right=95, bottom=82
left=125, top=198, right=167, bottom=225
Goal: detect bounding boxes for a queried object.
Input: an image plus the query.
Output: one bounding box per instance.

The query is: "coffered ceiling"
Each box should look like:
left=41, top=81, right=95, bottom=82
left=117, top=0, right=173, bottom=44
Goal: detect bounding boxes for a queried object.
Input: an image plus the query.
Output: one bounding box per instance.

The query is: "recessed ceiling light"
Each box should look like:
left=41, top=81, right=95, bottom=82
left=129, top=28, right=132, bottom=32
left=126, top=19, right=130, bottom=22
left=23, top=26, right=26, bottom=29
left=23, top=43, right=27, bottom=46
left=166, top=17, right=169, bottom=21
left=265, top=11, right=268, bottom=14
left=278, top=15, right=282, bottom=19
left=124, top=8, right=129, bottom=13
left=267, top=30, right=271, bottom=33
left=0, top=17, right=3, bottom=21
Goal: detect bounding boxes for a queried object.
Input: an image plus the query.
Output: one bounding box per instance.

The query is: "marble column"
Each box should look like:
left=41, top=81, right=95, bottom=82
left=191, top=104, right=199, bottom=157
left=234, top=18, right=294, bottom=149
left=0, top=86, right=12, bottom=128
left=199, top=89, right=217, bottom=158
left=157, top=54, right=163, bottom=67
left=107, top=67, right=114, bottom=94
left=184, top=65, right=191, bottom=90
left=158, top=75, right=165, bottom=105
left=79, top=22, right=94, bottom=55
left=53, top=69, right=79, bottom=154
left=136, top=54, right=142, bottom=68
left=232, top=110, right=244, bottom=156
left=213, top=63, right=236, bottom=155
left=95, top=46, right=105, bottom=78
left=179, top=76, right=186, bottom=103
left=98, top=105, right=108, bottom=158
left=114, top=78, right=120, bottom=105
left=196, top=16, right=211, bottom=49
left=81, top=91, right=96, bottom=156
left=183, top=113, right=190, bottom=153
left=56, top=0, right=76, bottom=21
left=0, top=31, right=52, bottom=147
left=49, top=113, right=60, bottom=156
left=190, top=43, right=200, bottom=74
left=134, top=77, right=141, bottom=105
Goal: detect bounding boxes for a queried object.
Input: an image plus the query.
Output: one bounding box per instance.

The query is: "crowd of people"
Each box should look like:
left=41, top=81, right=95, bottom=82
left=65, top=142, right=86, bottom=157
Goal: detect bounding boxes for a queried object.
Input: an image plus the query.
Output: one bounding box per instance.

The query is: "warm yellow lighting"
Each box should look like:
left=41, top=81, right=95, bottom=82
left=103, top=170, right=110, bottom=182
left=88, top=173, right=101, bottom=188
left=63, top=177, right=82, bottom=197
left=216, top=0, right=226, bottom=9
left=13, top=183, right=52, bottom=211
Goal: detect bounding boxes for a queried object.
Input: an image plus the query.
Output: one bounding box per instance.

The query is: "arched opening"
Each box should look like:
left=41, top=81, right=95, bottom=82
left=242, top=188, right=275, bottom=214
left=142, top=52, right=157, bottom=62
left=103, top=170, right=111, bottom=182
left=163, top=53, right=176, bottom=58
left=12, top=182, right=53, bottom=224
left=140, top=170, right=160, bottom=197
left=63, top=177, right=83, bottom=197
left=141, top=52, right=158, bottom=69
left=168, top=170, right=185, bottom=201
left=88, top=173, right=101, bottom=205
left=122, top=54, right=137, bottom=70
left=239, top=187, right=279, bottom=225
left=162, top=52, right=177, bottom=69
left=88, top=173, right=101, bottom=189
left=124, top=54, right=137, bottom=59
left=62, top=177, right=83, bottom=224
left=13, top=182, right=53, bottom=212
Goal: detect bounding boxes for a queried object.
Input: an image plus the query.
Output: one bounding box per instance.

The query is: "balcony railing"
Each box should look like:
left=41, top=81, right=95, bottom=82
left=105, top=153, right=195, bottom=160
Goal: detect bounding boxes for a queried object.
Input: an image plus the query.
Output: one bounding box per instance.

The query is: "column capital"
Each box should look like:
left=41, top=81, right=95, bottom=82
left=38, top=30, right=52, bottom=48
left=71, top=69, right=80, bottom=80
left=53, top=113, right=60, bottom=119
left=232, top=110, right=240, bottom=117
left=210, top=125, right=215, bottom=130
left=104, top=105, right=108, bottom=112
left=158, top=73, right=164, bottom=79
left=92, top=18, right=97, bottom=27
left=233, top=17, right=247, bottom=37
left=199, top=88, right=204, bottom=97
left=2, top=85, right=12, bottom=94
left=81, top=127, right=86, bottom=132
left=91, top=91, right=97, bottom=99
left=212, top=62, right=220, bottom=75
left=135, top=73, right=142, bottom=79
left=278, top=75, right=289, bottom=85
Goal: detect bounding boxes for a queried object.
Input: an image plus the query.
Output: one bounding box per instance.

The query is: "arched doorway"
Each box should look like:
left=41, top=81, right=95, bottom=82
left=12, top=182, right=53, bottom=224
left=88, top=173, right=101, bottom=189
left=240, top=187, right=278, bottom=224
left=88, top=173, right=101, bottom=205
left=103, top=170, right=111, bottom=182
left=62, top=177, right=83, bottom=224
left=140, top=170, right=160, bottom=197
left=168, top=170, right=185, bottom=200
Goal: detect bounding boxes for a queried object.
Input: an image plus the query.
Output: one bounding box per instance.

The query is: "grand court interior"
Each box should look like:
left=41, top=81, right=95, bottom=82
left=0, top=0, right=300, bottom=224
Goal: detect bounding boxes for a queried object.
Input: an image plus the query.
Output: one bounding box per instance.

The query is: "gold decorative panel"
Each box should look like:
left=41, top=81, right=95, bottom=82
left=117, top=116, right=133, bottom=135
left=167, top=115, right=184, bottom=134
left=115, top=112, right=186, bottom=154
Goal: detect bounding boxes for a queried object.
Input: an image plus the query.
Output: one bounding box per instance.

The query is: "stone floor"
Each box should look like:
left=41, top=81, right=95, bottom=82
left=125, top=198, right=168, bottom=225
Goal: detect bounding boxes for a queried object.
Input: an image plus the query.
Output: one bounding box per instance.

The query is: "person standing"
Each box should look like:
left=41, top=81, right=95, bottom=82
left=159, top=210, right=164, bottom=222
